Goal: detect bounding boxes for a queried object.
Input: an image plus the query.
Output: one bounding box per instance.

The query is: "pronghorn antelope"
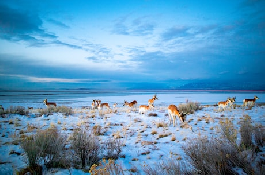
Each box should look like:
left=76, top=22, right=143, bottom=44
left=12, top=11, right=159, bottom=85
left=168, top=105, right=186, bottom=126
left=227, top=97, right=236, bottom=108
left=43, top=99, right=57, bottom=107
left=112, top=103, right=118, bottom=113
left=123, top=100, right=137, bottom=107
left=148, top=94, right=158, bottom=106
left=113, top=103, right=118, bottom=108
left=139, top=104, right=154, bottom=114
left=243, top=96, right=259, bottom=107
left=218, top=98, right=231, bottom=111
left=91, top=100, right=96, bottom=110
left=97, top=100, right=110, bottom=110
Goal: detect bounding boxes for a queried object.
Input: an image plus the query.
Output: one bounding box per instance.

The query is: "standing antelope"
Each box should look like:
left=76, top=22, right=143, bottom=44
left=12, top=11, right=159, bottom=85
left=148, top=94, right=158, bottom=106
left=139, top=104, right=154, bottom=115
left=123, top=100, right=137, bottom=108
left=243, top=96, right=259, bottom=107
left=43, top=99, right=57, bottom=107
left=91, top=100, right=96, bottom=110
left=227, top=97, right=236, bottom=108
left=218, top=98, right=231, bottom=111
left=97, top=100, right=110, bottom=110
left=168, top=105, right=186, bottom=126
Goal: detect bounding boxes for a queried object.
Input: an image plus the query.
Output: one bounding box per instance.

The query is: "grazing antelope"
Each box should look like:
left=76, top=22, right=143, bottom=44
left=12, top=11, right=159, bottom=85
left=123, top=100, right=137, bottom=107
left=139, top=104, right=154, bottom=115
left=243, top=96, right=259, bottom=107
left=218, top=98, right=231, bottom=111
left=98, top=100, right=110, bottom=110
left=148, top=94, right=158, bottom=106
left=168, top=105, right=186, bottom=126
left=43, top=99, right=57, bottom=107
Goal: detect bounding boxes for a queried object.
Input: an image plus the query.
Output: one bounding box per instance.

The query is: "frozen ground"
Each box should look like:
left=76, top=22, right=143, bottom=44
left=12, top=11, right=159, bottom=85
left=0, top=91, right=264, bottom=174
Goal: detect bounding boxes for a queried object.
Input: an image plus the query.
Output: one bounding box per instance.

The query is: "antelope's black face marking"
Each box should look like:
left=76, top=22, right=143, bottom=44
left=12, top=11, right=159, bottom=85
left=180, top=113, right=187, bottom=122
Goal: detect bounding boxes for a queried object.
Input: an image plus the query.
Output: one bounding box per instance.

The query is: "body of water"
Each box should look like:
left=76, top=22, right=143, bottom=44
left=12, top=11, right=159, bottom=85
left=0, top=90, right=264, bottom=109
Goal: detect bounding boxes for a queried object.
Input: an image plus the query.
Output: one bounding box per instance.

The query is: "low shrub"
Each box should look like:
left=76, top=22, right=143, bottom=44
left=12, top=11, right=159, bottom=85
left=20, top=127, right=67, bottom=170
left=35, top=127, right=67, bottom=168
left=142, top=160, right=194, bottom=175
left=219, top=118, right=237, bottom=145
left=183, top=136, right=243, bottom=174
left=239, top=115, right=253, bottom=149
left=5, top=106, right=29, bottom=115
left=37, top=106, right=73, bottom=115
left=104, top=137, right=123, bottom=159
left=253, top=124, right=265, bottom=146
left=71, top=129, right=101, bottom=168
left=21, top=136, right=41, bottom=168
left=178, top=101, right=201, bottom=114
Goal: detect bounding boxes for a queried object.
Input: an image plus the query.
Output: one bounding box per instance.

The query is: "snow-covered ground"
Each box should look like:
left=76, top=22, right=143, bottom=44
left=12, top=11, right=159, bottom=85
left=0, top=91, right=264, bottom=174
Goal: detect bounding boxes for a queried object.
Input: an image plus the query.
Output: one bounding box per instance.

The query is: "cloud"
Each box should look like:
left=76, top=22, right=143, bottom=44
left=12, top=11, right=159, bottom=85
left=111, top=15, right=155, bottom=36
left=161, top=26, right=190, bottom=41
left=111, top=15, right=130, bottom=35
left=0, top=3, right=88, bottom=50
left=85, top=56, right=101, bottom=63
left=0, top=4, right=55, bottom=42
left=0, top=73, right=111, bottom=83
left=46, top=18, right=70, bottom=29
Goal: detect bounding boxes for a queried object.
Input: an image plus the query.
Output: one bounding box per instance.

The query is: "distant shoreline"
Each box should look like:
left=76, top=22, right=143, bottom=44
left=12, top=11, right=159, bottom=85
left=0, top=89, right=265, bottom=93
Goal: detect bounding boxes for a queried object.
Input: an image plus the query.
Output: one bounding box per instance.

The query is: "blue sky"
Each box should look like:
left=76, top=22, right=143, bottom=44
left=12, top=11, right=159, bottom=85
left=0, top=0, right=264, bottom=90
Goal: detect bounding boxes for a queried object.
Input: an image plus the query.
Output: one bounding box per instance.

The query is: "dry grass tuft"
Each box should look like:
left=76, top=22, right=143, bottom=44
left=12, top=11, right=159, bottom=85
left=134, top=118, right=142, bottom=123
left=155, top=121, right=168, bottom=128
left=141, top=141, right=154, bottom=146
left=92, top=125, right=105, bottom=136
left=89, top=159, right=125, bottom=175
left=171, top=134, right=176, bottom=141
left=151, top=130, right=157, bottom=135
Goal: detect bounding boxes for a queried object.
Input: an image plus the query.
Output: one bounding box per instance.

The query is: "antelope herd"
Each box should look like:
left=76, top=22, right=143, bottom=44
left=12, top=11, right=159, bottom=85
left=41, top=95, right=260, bottom=127
left=217, top=97, right=236, bottom=111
